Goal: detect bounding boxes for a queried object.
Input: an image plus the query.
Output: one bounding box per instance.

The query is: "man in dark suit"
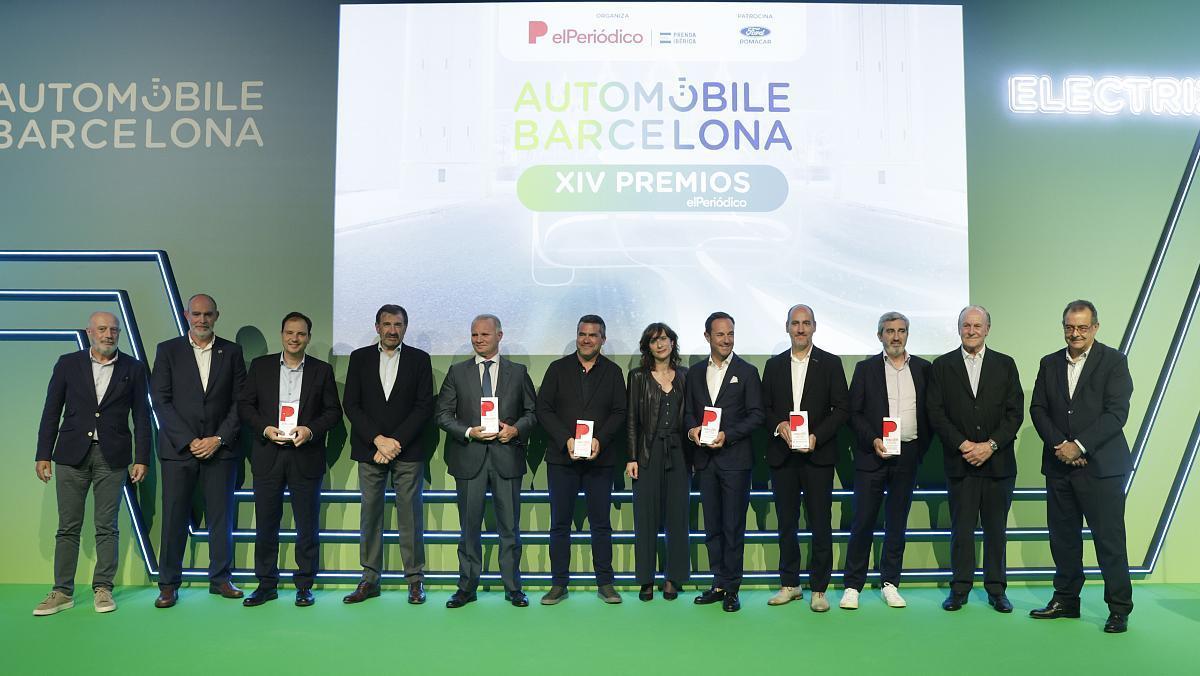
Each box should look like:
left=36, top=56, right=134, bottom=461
left=151, top=293, right=246, bottom=608
left=927, top=305, right=1024, bottom=613
left=1029, top=300, right=1133, bottom=634
left=841, top=311, right=931, bottom=610
left=761, top=304, right=849, bottom=612
left=536, top=314, right=627, bottom=605
left=33, top=311, right=152, bottom=616
left=238, top=312, right=342, bottom=608
left=342, top=304, right=434, bottom=605
left=684, top=311, right=764, bottom=612
left=436, top=314, right=537, bottom=608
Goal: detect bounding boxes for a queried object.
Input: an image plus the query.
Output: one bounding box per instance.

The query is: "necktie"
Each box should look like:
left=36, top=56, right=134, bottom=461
left=482, top=360, right=494, bottom=397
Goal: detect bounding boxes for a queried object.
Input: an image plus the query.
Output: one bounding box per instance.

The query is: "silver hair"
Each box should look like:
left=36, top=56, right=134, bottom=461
left=785, top=303, right=816, bottom=328
left=876, top=311, right=909, bottom=335
left=957, top=305, right=991, bottom=327
left=472, top=313, right=502, bottom=332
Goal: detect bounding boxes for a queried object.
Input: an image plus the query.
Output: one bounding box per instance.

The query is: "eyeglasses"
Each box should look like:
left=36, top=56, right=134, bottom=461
left=1063, top=324, right=1095, bottom=335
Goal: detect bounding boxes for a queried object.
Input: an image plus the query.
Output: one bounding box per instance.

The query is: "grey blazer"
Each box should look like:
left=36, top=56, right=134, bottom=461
left=436, top=355, right=538, bottom=480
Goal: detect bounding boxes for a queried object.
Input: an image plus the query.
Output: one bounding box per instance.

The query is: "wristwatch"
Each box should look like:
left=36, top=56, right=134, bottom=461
left=988, top=439, right=998, bottom=452
left=217, top=435, right=224, bottom=447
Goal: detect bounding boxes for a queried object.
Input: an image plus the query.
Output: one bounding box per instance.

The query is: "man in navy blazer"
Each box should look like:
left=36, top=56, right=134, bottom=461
left=151, top=293, right=247, bottom=608
left=684, top=311, right=764, bottom=612
left=842, top=311, right=931, bottom=610
left=760, top=304, right=849, bottom=612
left=341, top=304, right=435, bottom=605
left=436, top=314, right=538, bottom=608
left=238, top=312, right=342, bottom=608
left=1029, top=300, right=1133, bottom=634
left=927, top=305, right=1024, bottom=613
left=33, top=311, right=151, bottom=616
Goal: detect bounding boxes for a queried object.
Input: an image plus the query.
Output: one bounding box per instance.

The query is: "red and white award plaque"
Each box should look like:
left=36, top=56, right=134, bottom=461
left=480, top=397, right=499, bottom=435
left=882, top=417, right=902, bottom=455
left=573, top=420, right=594, bottom=458
left=278, top=401, right=299, bottom=439
left=699, top=406, right=722, bottom=445
left=789, top=410, right=810, bottom=450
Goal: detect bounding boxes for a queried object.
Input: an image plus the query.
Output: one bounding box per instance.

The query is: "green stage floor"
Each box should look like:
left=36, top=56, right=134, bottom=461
left=3, top=584, right=1197, bottom=675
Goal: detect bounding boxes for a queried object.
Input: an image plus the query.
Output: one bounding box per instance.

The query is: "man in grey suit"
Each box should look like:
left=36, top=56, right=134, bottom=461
left=436, top=314, right=537, bottom=608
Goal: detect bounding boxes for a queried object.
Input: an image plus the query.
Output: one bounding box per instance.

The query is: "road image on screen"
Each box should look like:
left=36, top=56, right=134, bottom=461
left=334, top=2, right=967, bottom=356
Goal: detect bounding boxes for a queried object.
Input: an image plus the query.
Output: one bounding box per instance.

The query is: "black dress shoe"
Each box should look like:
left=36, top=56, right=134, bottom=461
left=243, top=587, right=278, bottom=607
left=505, top=590, right=529, bottom=607
left=987, top=593, right=1014, bottom=613
left=342, top=581, right=381, bottom=604
left=445, top=589, right=477, bottom=609
left=1103, top=613, right=1129, bottom=633
left=295, top=589, right=315, bottom=607
left=408, top=582, right=426, bottom=605
left=209, top=581, right=244, bottom=599
left=722, top=593, right=741, bottom=612
left=639, top=584, right=654, bottom=602
left=1030, top=599, right=1080, bottom=619
left=942, top=592, right=968, bottom=611
left=662, top=580, right=679, bottom=601
left=154, top=587, right=178, bottom=609
left=694, top=588, right=726, bottom=605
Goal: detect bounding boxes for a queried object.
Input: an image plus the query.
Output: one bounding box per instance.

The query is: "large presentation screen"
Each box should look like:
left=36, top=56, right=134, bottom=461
left=334, top=2, right=967, bottom=355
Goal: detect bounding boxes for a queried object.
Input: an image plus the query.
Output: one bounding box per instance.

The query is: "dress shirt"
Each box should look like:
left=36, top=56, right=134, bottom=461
left=961, top=344, right=986, bottom=397
left=379, top=343, right=401, bottom=401
left=89, top=350, right=117, bottom=441
left=706, top=354, right=730, bottom=404
left=1066, top=348, right=1090, bottom=453
left=884, top=353, right=918, bottom=442
left=190, top=334, right=215, bottom=391
left=279, top=354, right=305, bottom=404
left=790, top=350, right=811, bottom=413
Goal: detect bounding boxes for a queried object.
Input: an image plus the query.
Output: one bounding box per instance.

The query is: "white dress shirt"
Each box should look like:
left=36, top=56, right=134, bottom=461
left=790, top=350, right=811, bottom=411
left=379, top=343, right=401, bottom=401
left=961, top=345, right=986, bottom=397
left=90, top=350, right=117, bottom=441
left=190, top=334, right=215, bottom=391
left=884, top=353, right=918, bottom=442
left=706, top=354, right=731, bottom=404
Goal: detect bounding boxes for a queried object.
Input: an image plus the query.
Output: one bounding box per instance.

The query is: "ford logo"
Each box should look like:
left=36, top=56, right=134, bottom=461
left=740, top=26, right=770, bottom=37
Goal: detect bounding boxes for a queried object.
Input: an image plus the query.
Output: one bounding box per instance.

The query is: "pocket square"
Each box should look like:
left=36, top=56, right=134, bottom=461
left=730, top=376, right=739, bottom=384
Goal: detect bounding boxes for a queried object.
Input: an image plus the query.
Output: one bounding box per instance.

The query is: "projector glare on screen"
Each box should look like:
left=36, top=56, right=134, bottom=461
left=334, top=2, right=967, bottom=356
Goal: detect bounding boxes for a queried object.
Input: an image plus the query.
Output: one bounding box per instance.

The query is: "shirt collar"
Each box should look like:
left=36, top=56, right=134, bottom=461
left=884, top=351, right=910, bottom=369
left=89, top=349, right=118, bottom=366
left=1065, top=349, right=1089, bottom=364
left=189, top=335, right=216, bottom=352
left=708, top=353, right=733, bottom=369
left=475, top=353, right=498, bottom=365
left=279, top=354, right=306, bottom=371
left=378, top=342, right=403, bottom=357
left=790, top=349, right=811, bottom=365
left=961, top=345, right=986, bottom=361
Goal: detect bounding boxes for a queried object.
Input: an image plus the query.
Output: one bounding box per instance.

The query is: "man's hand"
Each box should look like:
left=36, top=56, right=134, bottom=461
left=190, top=436, right=221, bottom=459
left=1054, top=440, right=1083, bottom=464
left=775, top=421, right=793, bottom=446
left=960, top=441, right=993, bottom=467
left=688, top=426, right=702, bottom=445
left=708, top=431, right=726, bottom=449
left=373, top=435, right=401, bottom=462
left=497, top=422, right=518, bottom=444
left=873, top=438, right=892, bottom=460
left=469, top=426, right=498, bottom=441
left=625, top=461, right=639, bottom=480
left=292, top=426, right=313, bottom=447
left=800, top=434, right=816, bottom=453
left=130, top=463, right=148, bottom=483
left=35, top=460, right=52, bottom=483
left=569, top=438, right=601, bottom=461
left=264, top=426, right=292, bottom=445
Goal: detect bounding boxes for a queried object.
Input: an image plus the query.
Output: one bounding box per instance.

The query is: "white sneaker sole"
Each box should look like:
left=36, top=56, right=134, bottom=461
left=33, top=600, right=74, bottom=616
left=95, top=602, right=117, bottom=613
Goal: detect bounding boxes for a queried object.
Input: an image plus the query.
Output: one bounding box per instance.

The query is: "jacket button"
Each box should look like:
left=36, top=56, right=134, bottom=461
left=1067, top=410, right=1073, bottom=415
left=87, top=432, right=93, bottom=437
left=95, top=412, right=101, bottom=418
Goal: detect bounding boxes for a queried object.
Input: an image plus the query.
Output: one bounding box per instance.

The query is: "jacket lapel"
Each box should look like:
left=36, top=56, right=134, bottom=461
left=714, top=356, right=736, bottom=406
left=798, top=351, right=821, bottom=409
left=297, top=358, right=315, bottom=419
left=950, top=351, right=974, bottom=399
left=97, top=353, right=128, bottom=408
left=205, top=341, right=225, bottom=397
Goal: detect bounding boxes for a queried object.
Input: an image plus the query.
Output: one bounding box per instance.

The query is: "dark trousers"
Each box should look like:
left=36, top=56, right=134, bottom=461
left=771, top=456, right=834, bottom=591
left=358, top=459, right=425, bottom=584
left=158, top=457, right=237, bottom=589
left=252, top=449, right=322, bottom=590
left=456, top=451, right=522, bottom=593
left=547, top=462, right=614, bottom=587
left=948, top=474, right=1015, bottom=595
left=631, top=443, right=691, bottom=586
left=843, top=449, right=918, bottom=590
left=1047, top=471, right=1133, bottom=615
left=53, top=445, right=126, bottom=594
left=696, top=464, right=750, bottom=593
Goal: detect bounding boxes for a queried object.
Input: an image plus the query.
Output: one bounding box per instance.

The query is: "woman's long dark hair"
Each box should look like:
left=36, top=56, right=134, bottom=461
left=638, top=322, right=680, bottom=372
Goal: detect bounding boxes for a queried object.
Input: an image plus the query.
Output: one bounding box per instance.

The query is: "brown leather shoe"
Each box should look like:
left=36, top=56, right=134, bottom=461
left=342, top=581, right=381, bottom=604
left=209, top=581, right=243, bottom=599
left=154, top=587, right=178, bottom=608
left=407, top=581, right=426, bottom=605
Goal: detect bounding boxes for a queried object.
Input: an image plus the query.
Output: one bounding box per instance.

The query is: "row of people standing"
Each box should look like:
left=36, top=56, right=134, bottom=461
left=31, top=295, right=1133, bottom=634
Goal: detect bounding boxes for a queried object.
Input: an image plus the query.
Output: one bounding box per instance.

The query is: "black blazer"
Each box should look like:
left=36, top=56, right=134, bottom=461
left=761, top=346, right=849, bottom=468
left=239, top=353, right=343, bottom=479
left=536, top=353, right=627, bottom=467
left=151, top=335, right=246, bottom=460
left=342, top=344, right=435, bottom=463
left=683, top=354, right=764, bottom=471
left=848, top=352, right=932, bottom=472
left=436, top=355, right=538, bottom=480
left=1030, top=341, right=1133, bottom=479
left=927, top=346, right=1024, bottom=479
left=36, top=349, right=152, bottom=468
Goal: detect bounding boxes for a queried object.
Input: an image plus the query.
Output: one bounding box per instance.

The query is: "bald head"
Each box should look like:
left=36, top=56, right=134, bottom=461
left=87, top=311, right=121, bottom=358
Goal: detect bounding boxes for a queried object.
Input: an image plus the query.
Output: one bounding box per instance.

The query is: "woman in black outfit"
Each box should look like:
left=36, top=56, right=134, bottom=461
left=625, top=322, right=690, bottom=601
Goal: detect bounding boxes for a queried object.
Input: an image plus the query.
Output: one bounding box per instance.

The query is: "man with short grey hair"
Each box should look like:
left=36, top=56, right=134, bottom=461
left=34, top=311, right=152, bottom=615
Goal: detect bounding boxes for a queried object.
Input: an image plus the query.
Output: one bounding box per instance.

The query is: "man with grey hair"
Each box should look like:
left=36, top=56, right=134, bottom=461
left=34, top=311, right=152, bottom=615
left=437, top=314, right=537, bottom=608
left=841, top=311, right=931, bottom=610
left=928, top=304, right=1023, bottom=613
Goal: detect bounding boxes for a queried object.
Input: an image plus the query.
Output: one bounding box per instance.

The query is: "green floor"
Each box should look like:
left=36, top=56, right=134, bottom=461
left=3, top=583, right=1198, bottom=675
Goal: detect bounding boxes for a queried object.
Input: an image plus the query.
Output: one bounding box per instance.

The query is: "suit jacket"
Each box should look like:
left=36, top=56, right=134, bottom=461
left=342, top=344, right=435, bottom=463
left=927, top=346, right=1024, bottom=479
left=625, top=365, right=688, bottom=467
left=761, top=346, right=849, bottom=468
left=436, top=355, right=538, bottom=480
left=36, top=349, right=152, bottom=468
left=238, top=353, right=343, bottom=479
left=536, top=353, right=627, bottom=467
left=1030, top=341, right=1133, bottom=479
left=151, top=334, right=246, bottom=461
left=683, top=354, right=764, bottom=471
left=848, top=352, right=932, bottom=472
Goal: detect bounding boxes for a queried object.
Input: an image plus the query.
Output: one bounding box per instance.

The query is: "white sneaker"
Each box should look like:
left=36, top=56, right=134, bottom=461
left=839, top=588, right=860, bottom=610
left=94, top=587, right=117, bottom=613
left=881, top=582, right=907, bottom=608
left=767, top=586, right=803, bottom=606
